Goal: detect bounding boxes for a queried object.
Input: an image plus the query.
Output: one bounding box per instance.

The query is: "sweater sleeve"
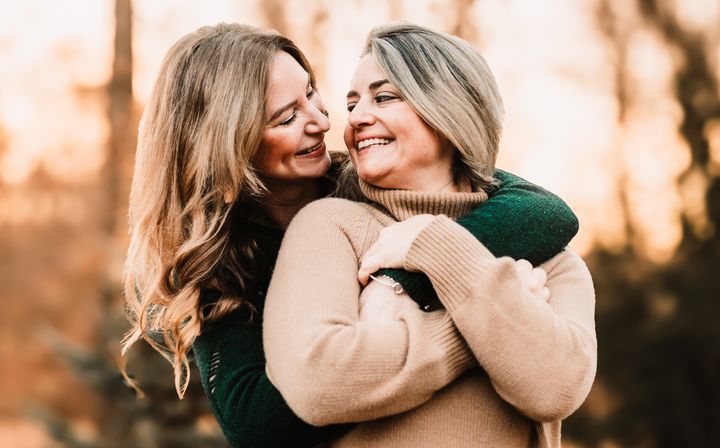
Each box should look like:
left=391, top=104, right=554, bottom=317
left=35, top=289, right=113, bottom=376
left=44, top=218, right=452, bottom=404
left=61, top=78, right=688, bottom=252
left=193, top=314, right=349, bottom=448
left=263, top=198, right=475, bottom=426
left=404, top=216, right=597, bottom=422
left=378, top=169, right=579, bottom=306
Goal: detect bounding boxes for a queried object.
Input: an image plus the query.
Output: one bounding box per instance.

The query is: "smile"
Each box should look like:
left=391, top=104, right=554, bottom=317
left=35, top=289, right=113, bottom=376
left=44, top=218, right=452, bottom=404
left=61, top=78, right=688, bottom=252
left=356, top=138, right=393, bottom=151
left=295, top=141, right=326, bottom=157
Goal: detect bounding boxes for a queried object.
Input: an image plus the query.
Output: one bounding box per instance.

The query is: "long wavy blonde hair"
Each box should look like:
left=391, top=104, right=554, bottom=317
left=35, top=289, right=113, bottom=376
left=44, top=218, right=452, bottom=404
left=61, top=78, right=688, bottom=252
left=122, top=23, right=317, bottom=398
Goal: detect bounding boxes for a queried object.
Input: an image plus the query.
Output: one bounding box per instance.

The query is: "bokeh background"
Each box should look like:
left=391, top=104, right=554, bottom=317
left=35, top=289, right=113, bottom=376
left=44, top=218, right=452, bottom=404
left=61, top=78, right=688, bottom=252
left=1, top=0, right=718, bottom=447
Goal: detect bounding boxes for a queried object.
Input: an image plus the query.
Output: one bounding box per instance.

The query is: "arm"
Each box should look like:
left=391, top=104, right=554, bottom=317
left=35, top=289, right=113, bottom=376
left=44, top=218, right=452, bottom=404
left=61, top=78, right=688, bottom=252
left=405, top=216, right=596, bottom=422
left=263, top=199, right=475, bottom=426
left=378, top=169, right=579, bottom=306
left=193, top=314, right=349, bottom=448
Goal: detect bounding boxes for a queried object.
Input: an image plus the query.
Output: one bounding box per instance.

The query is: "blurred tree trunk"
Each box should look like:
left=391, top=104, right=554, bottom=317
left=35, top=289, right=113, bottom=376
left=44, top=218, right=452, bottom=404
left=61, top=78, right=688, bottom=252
left=636, top=0, right=720, bottom=247
left=567, top=1, right=720, bottom=447
left=97, top=0, right=136, bottom=445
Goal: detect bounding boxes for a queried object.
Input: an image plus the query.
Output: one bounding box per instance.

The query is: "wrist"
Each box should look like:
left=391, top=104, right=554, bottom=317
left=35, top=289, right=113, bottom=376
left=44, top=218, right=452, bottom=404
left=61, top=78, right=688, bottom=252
left=368, top=274, right=404, bottom=294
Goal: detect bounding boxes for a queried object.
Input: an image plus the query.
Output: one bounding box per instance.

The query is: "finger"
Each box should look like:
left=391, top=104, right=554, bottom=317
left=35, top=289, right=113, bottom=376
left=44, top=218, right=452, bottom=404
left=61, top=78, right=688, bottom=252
left=540, top=286, right=550, bottom=302
left=514, top=259, right=533, bottom=275
left=358, top=256, right=380, bottom=285
left=530, top=267, right=547, bottom=290
left=358, top=265, right=371, bottom=286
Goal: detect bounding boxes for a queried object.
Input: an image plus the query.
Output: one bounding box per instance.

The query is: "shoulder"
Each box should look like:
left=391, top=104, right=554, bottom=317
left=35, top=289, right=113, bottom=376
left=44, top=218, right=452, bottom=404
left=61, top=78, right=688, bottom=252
left=296, top=197, right=369, bottom=220
left=287, top=197, right=374, bottom=236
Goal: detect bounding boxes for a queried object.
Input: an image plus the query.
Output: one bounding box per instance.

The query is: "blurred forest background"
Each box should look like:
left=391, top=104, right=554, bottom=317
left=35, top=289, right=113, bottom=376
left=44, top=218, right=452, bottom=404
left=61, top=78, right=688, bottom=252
left=1, top=0, right=718, bottom=447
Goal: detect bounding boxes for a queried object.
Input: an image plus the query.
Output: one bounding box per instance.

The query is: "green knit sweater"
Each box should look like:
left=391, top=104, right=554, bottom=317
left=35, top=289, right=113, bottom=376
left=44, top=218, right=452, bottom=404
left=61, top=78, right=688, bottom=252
left=192, top=170, right=578, bottom=448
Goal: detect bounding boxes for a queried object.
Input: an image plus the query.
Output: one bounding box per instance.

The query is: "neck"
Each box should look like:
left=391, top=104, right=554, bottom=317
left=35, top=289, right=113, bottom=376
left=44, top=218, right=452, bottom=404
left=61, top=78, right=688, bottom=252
left=437, top=177, right=472, bottom=193
left=262, top=179, right=323, bottom=229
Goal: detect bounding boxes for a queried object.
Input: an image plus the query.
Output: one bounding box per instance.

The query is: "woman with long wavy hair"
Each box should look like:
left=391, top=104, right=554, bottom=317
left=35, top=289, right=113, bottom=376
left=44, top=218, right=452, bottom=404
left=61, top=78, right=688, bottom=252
left=122, top=22, right=581, bottom=447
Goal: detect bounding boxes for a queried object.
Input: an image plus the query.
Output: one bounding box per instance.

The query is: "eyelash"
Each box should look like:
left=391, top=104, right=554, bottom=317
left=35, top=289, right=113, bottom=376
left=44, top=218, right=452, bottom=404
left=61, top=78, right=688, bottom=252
left=279, top=88, right=317, bottom=126
left=376, top=94, right=396, bottom=103
left=346, top=93, right=397, bottom=112
left=280, top=113, right=297, bottom=126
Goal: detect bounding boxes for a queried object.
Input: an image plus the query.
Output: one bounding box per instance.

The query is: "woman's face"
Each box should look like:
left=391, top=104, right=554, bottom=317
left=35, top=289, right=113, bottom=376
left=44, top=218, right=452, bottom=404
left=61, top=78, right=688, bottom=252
left=343, top=54, right=454, bottom=191
left=258, top=51, right=331, bottom=185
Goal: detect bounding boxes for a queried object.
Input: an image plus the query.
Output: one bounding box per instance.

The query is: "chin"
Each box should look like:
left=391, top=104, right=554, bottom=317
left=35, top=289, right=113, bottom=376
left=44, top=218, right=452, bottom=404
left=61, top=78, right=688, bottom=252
left=356, top=162, right=392, bottom=185
left=304, top=155, right=332, bottom=178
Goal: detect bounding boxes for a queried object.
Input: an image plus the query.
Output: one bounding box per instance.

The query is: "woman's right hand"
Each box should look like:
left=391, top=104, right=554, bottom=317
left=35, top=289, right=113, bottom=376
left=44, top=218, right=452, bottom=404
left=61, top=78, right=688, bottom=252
left=359, top=277, right=420, bottom=322
left=514, top=259, right=550, bottom=303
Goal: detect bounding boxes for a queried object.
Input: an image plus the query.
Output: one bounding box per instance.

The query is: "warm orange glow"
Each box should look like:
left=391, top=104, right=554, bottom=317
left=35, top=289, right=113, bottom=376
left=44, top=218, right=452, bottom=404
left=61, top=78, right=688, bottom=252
left=1, top=2, right=719, bottom=447
left=1, top=0, right=718, bottom=249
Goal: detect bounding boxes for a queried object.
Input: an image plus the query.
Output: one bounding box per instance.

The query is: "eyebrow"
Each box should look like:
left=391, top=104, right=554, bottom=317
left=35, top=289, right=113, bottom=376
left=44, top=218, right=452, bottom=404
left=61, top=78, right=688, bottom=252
left=268, top=77, right=313, bottom=123
left=346, top=79, right=390, bottom=99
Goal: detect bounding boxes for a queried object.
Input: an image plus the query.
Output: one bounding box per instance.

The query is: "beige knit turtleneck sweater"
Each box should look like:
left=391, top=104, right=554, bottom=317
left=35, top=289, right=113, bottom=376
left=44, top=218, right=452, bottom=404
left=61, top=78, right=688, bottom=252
left=263, top=183, right=596, bottom=448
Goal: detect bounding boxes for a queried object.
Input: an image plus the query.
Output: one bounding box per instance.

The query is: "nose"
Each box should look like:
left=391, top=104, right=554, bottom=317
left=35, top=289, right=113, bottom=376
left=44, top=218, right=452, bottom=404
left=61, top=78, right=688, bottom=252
left=306, top=103, right=331, bottom=135
left=347, top=99, right=375, bottom=129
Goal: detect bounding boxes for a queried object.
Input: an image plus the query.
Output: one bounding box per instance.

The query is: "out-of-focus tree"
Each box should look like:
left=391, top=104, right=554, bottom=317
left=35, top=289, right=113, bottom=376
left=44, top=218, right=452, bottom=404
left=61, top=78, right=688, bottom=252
left=565, top=0, right=720, bottom=446
left=38, top=0, right=229, bottom=446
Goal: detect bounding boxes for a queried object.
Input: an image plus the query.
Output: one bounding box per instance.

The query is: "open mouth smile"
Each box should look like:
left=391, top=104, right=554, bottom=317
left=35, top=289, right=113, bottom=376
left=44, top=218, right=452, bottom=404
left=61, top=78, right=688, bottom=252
left=356, top=138, right=394, bottom=151
left=295, top=141, right=326, bottom=157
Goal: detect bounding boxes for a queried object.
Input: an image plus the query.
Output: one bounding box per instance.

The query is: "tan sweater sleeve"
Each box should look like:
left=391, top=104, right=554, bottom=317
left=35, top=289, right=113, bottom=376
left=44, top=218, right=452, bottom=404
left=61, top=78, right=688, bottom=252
left=263, top=199, right=475, bottom=426
left=404, top=215, right=597, bottom=422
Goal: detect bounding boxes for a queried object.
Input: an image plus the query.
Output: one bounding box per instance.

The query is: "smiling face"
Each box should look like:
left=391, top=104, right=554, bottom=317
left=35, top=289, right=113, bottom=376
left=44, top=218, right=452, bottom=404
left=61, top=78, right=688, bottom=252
left=343, top=54, right=456, bottom=192
left=257, top=51, right=331, bottom=185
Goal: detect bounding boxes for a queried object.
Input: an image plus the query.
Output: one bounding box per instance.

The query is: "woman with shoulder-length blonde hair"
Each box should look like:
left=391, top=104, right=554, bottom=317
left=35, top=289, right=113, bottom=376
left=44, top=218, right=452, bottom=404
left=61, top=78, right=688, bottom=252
left=123, top=22, right=583, bottom=447
left=263, top=22, right=596, bottom=447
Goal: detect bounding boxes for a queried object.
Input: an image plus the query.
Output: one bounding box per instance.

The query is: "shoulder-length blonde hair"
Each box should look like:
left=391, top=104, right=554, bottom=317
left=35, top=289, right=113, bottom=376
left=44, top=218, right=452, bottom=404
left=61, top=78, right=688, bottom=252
left=122, top=23, right=316, bottom=398
left=363, top=22, right=504, bottom=191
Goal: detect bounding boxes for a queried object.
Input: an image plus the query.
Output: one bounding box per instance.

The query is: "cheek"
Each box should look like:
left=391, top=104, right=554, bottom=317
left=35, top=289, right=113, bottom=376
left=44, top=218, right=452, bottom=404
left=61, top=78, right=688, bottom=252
left=343, top=123, right=354, bottom=149
left=343, top=125, right=363, bottom=169
left=259, top=133, right=289, bottom=170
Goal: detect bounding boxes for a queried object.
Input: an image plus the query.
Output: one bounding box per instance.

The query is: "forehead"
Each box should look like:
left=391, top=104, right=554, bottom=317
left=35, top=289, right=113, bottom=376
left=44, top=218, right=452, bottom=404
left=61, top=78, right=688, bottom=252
left=349, top=54, right=388, bottom=90
left=266, top=51, right=309, bottom=103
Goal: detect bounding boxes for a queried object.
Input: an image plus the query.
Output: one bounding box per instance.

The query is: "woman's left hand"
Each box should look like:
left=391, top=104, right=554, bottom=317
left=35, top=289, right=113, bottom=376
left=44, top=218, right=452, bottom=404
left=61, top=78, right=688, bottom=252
left=358, top=214, right=436, bottom=285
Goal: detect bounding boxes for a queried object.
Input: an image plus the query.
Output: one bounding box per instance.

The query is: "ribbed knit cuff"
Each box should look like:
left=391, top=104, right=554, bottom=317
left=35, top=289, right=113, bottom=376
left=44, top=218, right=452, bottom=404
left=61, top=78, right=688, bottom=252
left=405, top=216, right=496, bottom=312
left=421, top=310, right=476, bottom=379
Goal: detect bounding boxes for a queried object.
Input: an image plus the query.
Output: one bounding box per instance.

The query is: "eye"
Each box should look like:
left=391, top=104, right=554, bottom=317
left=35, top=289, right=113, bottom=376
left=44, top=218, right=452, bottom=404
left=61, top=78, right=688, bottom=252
left=279, top=112, right=298, bottom=126
left=375, top=93, right=398, bottom=104
left=306, top=88, right=316, bottom=99
left=346, top=102, right=357, bottom=112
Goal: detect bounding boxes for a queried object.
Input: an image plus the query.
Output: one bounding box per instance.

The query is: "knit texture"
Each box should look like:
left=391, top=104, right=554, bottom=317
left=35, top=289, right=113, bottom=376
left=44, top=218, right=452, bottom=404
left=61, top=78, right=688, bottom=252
left=378, top=169, right=579, bottom=308
left=264, top=187, right=596, bottom=447
left=193, top=169, right=586, bottom=447
left=193, top=223, right=351, bottom=447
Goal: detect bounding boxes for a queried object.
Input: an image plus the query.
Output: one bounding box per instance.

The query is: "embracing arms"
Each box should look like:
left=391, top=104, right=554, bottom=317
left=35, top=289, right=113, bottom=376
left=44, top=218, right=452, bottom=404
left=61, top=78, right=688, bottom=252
left=378, top=169, right=578, bottom=306
left=363, top=215, right=597, bottom=422
left=263, top=199, right=475, bottom=426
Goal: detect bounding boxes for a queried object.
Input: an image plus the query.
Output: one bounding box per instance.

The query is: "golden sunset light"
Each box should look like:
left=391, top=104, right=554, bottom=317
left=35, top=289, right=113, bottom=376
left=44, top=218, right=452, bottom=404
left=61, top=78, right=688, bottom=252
left=1, top=1, right=718, bottom=447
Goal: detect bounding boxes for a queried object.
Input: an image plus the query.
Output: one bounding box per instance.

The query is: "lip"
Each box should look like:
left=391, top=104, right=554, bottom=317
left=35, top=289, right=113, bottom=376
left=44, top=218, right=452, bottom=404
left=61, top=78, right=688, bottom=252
left=294, top=140, right=326, bottom=158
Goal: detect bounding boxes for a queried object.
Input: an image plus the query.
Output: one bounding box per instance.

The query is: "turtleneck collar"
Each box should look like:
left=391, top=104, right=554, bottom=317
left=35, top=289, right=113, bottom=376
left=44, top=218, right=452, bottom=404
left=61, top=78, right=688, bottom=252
left=359, top=179, right=488, bottom=221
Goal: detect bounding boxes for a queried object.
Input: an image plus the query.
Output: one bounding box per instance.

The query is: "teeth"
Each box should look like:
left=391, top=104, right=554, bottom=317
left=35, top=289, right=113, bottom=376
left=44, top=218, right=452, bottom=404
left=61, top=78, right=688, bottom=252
left=357, top=138, right=392, bottom=150
left=297, top=142, right=322, bottom=155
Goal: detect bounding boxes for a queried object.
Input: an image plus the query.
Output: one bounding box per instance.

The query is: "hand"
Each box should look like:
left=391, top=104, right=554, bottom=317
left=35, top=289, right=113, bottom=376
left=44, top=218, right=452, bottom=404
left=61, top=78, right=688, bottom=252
left=514, top=259, right=550, bottom=302
left=358, top=214, right=436, bottom=285
left=359, top=277, right=420, bottom=322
